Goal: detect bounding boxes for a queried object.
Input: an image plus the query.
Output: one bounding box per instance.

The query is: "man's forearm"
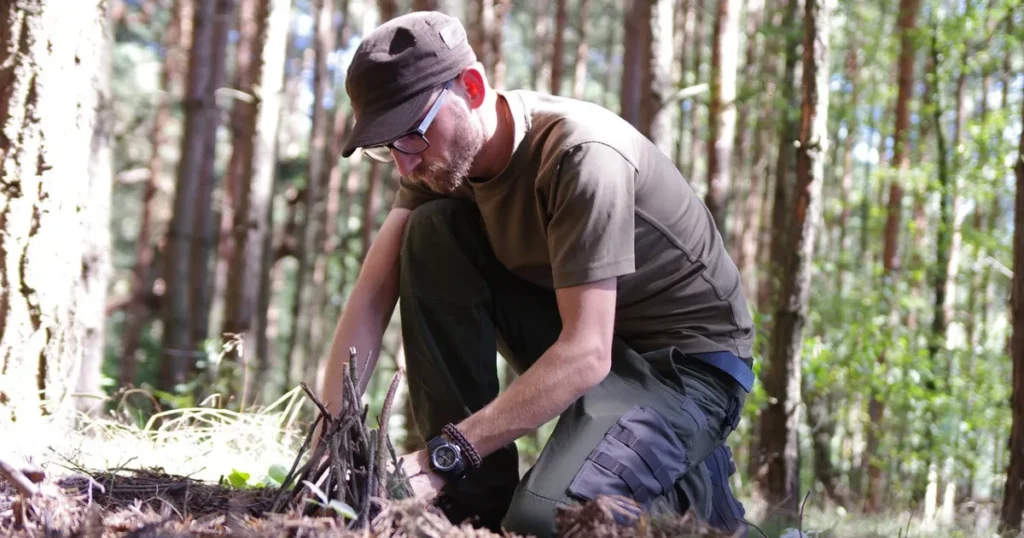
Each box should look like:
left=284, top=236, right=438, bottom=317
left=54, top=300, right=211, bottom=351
left=454, top=337, right=610, bottom=458
left=320, top=289, right=395, bottom=411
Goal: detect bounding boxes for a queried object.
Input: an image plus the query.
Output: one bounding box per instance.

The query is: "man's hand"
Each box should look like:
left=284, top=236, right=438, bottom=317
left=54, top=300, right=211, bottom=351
left=396, top=449, right=446, bottom=501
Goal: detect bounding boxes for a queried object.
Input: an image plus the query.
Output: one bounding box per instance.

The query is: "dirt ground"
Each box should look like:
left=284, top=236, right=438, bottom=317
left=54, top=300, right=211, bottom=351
left=0, top=468, right=738, bottom=538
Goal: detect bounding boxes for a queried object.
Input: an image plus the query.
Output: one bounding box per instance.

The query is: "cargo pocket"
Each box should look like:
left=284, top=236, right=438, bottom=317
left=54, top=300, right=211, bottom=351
left=566, top=403, right=707, bottom=513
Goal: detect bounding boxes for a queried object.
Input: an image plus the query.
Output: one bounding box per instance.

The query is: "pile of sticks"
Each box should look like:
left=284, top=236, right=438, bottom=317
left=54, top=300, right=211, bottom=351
left=269, top=347, right=411, bottom=530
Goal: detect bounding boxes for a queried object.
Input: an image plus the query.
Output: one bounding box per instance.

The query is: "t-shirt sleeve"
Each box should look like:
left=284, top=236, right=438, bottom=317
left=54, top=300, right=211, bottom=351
left=392, top=176, right=443, bottom=210
left=546, top=142, right=636, bottom=289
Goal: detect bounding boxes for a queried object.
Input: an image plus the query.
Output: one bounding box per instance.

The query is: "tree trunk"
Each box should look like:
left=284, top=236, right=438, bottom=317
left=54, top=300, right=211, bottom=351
left=999, top=89, right=1024, bottom=538
left=671, top=0, right=692, bottom=171
left=758, top=0, right=830, bottom=522
left=490, top=0, right=510, bottom=89
left=249, top=0, right=292, bottom=403
left=705, top=0, right=740, bottom=235
left=189, top=0, right=234, bottom=354
left=570, top=0, right=590, bottom=100
left=76, top=0, right=116, bottom=417
left=834, top=39, right=858, bottom=298
left=412, top=0, right=439, bottom=10
left=531, top=0, right=550, bottom=92
left=619, top=1, right=641, bottom=127
left=867, top=0, right=920, bottom=512
left=120, top=0, right=189, bottom=387
left=160, top=0, right=229, bottom=389
left=806, top=388, right=849, bottom=508
left=550, top=0, right=566, bottom=95
left=729, top=0, right=764, bottom=260
left=218, top=0, right=290, bottom=406
left=308, top=1, right=355, bottom=395
left=759, top=0, right=799, bottom=315
left=684, top=0, right=704, bottom=184
left=0, top=0, right=111, bottom=423
left=285, top=0, right=335, bottom=389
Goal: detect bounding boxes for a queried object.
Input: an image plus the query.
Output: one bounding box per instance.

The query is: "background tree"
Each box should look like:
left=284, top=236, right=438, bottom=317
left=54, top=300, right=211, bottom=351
left=0, top=0, right=113, bottom=423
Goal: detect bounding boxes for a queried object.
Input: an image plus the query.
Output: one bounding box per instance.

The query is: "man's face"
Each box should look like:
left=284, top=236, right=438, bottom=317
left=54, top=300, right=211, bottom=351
left=392, top=88, right=483, bottom=194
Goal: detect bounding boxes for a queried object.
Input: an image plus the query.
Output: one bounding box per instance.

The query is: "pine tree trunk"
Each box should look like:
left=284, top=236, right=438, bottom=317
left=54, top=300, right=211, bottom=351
left=570, top=0, right=590, bottom=100
left=491, top=0, right=510, bottom=89
left=834, top=41, right=858, bottom=298
left=684, top=0, right=704, bottom=185
left=671, top=0, right=692, bottom=171
left=531, top=0, right=550, bottom=92
left=999, top=86, right=1024, bottom=538
left=705, top=0, right=740, bottom=235
left=867, top=0, right=920, bottom=512
left=220, top=0, right=290, bottom=406
left=550, top=0, right=566, bottom=95
left=412, top=0, right=439, bottom=9
left=0, top=0, right=111, bottom=423
left=121, top=0, right=189, bottom=386
left=619, top=1, right=642, bottom=127
left=729, top=0, right=764, bottom=260
left=250, top=0, right=292, bottom=402
left=160, top=0, right=229, bottom=389
left=285, top=0, right=335, bottom=389
left=76, top=0, right=116, bottom=417
left=189, top=0, right=234, bottom=353
left=760, top=0, right=799, bottom=315
left=759, top=0, right=830, bottom=521
left=308, top=2, right=355, bottom=393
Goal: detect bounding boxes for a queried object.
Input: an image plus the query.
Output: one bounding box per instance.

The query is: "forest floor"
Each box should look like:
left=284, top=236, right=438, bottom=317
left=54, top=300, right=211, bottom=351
left=0, top=382, right=1008, bottom=538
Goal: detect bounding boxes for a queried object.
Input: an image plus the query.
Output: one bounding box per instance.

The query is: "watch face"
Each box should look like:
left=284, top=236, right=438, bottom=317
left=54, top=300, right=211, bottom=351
left=432, top=445, right=458, bottom=470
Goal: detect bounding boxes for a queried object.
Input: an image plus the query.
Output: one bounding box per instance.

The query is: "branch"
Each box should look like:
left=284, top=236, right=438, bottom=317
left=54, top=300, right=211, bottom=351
left=0, top=458, right=39, bottom=497
left=658, top=83, right=710, bottom=112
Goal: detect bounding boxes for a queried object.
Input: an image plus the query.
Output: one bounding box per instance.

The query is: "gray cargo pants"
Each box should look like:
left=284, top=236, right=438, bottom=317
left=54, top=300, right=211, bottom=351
left=399, top=199, right=748, bottom=537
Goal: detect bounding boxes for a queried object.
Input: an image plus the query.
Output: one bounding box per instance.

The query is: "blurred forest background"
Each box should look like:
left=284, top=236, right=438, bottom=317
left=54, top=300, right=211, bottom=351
left=1, top=0, right=1023, bottom=534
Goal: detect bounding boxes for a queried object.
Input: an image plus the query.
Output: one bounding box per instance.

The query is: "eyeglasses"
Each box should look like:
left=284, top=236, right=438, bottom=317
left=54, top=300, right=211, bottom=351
left=362, top=78, right=455, bottom=163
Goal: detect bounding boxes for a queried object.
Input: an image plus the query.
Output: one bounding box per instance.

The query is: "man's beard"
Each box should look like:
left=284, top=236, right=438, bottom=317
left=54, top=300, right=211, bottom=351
left=410, top=120, right=483, bottom=195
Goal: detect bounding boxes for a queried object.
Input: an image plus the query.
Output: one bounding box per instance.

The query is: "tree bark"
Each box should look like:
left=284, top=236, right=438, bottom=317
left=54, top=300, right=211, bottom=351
left=867, top=0, right=920, bottom=512
left=0, top=0, right=111, bottom=422
left=684, top=0, right=704, bottom=184
left=570, top=0, right=590, bottom=100
left=729, top=0, right=764, bottom=260
left=619, top=0, right=641, bottom=127
left=76, top=0, right=116, bottom=417
left=759, top=0, right=799, bottom=315
left=160, top=0, right=232, bottom=389
left=284, top=0, right=335, bottom=389
left=758, top=0, right=830, bottom=522
left=671, top=0, right=692, bottom=171
left=705, top=0, right=741, bottom=235
left=999, top=83, right=1024, bottom=537
left=189, top=0, right=234, bottom=353
left=550, top=0, right=566, bottom=95
left=120, top=0, right=189, bottom=387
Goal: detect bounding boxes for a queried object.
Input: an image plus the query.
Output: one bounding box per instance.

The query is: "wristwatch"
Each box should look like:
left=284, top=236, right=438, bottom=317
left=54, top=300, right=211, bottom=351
left=426, top=434, right=466, bottom=481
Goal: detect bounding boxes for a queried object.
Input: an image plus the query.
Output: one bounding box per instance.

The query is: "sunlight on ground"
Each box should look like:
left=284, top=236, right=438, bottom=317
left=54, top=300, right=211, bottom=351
left=1, top=387, right=309, bottom=488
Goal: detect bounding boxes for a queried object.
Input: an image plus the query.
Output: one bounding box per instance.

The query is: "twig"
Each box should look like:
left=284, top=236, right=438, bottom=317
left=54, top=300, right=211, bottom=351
left=798, top=488, right=812, bottom=537
left=0, top=457, right=39, bottom=497
left=376, top=368, right=403, bottom=499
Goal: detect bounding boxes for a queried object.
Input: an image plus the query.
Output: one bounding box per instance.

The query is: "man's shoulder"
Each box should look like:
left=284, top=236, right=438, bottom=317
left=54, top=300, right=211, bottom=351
left=510, top=90, right=644, bottom=168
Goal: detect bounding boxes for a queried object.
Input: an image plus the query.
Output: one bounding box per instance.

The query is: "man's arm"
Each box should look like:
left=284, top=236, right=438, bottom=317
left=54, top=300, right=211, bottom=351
left=319, top=207, right=411, bottom=413
left=455, top=275, right=617, bottom=457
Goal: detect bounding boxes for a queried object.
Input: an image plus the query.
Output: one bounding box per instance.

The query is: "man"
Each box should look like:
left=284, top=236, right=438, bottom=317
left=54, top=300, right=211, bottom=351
left=319, top=10, right=755, bottom=538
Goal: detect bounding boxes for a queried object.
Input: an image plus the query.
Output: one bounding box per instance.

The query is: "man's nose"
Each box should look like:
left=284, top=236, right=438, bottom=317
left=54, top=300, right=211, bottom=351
left=392, top=150, right=422, bottom=177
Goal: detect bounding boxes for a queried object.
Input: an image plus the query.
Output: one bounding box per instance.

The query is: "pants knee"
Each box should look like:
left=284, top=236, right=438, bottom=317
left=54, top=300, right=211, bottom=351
left=501, top=486, right=565, bottom=538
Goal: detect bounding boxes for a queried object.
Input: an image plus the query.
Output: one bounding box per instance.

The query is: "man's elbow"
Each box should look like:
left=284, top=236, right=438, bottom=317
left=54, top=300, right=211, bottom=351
left=575, top=339, right=613, bottom=391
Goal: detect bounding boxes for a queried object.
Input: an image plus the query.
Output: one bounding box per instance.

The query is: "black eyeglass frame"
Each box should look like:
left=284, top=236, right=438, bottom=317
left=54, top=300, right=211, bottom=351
left=362, top=78, right=456, bottom=163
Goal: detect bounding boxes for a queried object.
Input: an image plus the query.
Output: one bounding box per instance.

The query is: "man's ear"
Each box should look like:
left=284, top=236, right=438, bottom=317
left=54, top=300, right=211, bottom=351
left=459, top=66, right=487, bottom=109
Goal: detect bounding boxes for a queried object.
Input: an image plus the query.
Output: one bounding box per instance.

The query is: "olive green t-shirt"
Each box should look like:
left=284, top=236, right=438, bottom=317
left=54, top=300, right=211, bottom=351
left=393, top=90, right=755, bottom=359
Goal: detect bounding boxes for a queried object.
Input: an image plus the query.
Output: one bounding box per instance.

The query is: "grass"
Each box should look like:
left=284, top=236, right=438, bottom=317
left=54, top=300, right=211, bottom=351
left=1, top=385, right=310, bottom=489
